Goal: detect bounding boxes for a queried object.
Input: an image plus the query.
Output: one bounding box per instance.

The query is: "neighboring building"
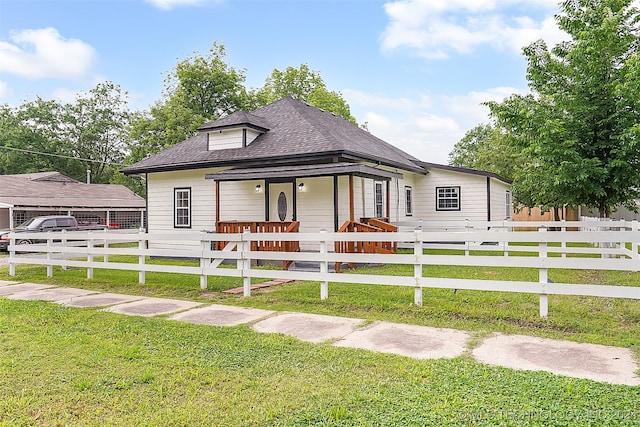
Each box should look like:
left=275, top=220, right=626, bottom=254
left=512, top=204, right=639, bottom=222
left=122, top=97, right=511, bottom=248
left=0, top=172, right=146, bottom=229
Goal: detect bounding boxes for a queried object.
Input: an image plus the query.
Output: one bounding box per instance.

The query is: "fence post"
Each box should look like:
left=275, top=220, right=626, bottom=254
left=618, top=220, right=625, bottom=259
left=103, top=228, right=109, bottom=263
left=46, top=231, right=53, bottom=278
left=539, top=225, right=548, bottom=318
left=8, top=233, right=15, bottom=276
left=560, top=219, right=566, bottom=258
left=242, top=228, right=252, bottom=297
left=503, top=220, right=509, bottom=257
left=199, top=232, right=208, bottom=290
left=138, top=231, right=145, bottom=284
left=632, top=220, right=639, bottom=271
left=87, top=237, right=94, bottom=279
left=414, top=228, right=423, bottom=306
left=465, top=219, right=470, bottom=256
left=320, top=229, right=329, bottom=300
left=61, top=229, right=67, bottom=271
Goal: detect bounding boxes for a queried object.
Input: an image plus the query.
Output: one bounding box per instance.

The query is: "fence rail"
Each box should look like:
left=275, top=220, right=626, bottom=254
left=7, top=220, right=640, bottom=317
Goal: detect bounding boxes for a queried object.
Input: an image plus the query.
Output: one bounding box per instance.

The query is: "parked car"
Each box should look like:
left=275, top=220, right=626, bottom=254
left=0, top=215, right=107, bottom=251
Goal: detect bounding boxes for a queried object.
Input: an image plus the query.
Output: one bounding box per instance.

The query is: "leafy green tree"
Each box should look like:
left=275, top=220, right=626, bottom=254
left=253, top=64, right=357, bottom=124
left=0, top=83, right=130, bottom=185
left=0, top=99, right=82, bottom=178
left=167, top=42, right=252, bottom=120
left=60, top=81, right=130, bottom=184
left=448, top=123, right=521, bottom=181
left=125, top=43, right=250, bottom=170
left=127, top=98, right=204, bottom=165
left=486, top=0, right=640, bottom=217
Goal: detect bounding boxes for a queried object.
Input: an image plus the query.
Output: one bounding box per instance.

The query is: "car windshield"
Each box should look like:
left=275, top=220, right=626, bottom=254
left=16, top=218, right=39, bottom=230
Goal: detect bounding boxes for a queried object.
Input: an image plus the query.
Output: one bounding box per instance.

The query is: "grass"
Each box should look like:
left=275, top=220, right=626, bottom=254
left=1, top=299, right=639, bottom=426
left=2, top=253, right=638, bottom=349
left=1, top=253, right=639, bottom=425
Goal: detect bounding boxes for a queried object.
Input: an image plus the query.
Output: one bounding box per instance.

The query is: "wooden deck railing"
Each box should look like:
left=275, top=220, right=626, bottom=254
left=334, top=219, right=398, bottom=272
left=215, top=221, right=301, bottom=270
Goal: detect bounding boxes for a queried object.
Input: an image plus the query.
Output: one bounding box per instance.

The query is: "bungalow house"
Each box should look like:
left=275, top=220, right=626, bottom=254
left=122, top=97, right=511, bottom=250
left=0, top=172, right=146, bottom=229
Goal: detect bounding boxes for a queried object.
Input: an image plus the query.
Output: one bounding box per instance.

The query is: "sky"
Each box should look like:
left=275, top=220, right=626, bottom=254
left=0, top=0, right=578, bottom=164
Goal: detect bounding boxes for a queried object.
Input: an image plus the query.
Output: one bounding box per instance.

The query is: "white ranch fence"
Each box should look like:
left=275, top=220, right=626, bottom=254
left=7, top=220, right=640, bottom=318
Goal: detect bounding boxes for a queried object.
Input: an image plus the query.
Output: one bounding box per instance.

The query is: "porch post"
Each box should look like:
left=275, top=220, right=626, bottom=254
left=386, top=180, right=390, bottom=220
left=333, top=176, right=339, bottom=231
left=349, top=175, right=354, bottom=222
left=215, top=181, right=220, bottom=226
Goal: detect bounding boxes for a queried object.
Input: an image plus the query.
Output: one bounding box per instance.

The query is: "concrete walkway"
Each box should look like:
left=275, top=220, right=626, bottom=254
left=1, top=280, right=638, bottom=386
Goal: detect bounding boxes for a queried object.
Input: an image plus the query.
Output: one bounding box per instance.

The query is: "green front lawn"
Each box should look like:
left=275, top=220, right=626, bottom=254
left=1, top=255, right=639, bottom=350
left=1, top=299, right=638, bottom=426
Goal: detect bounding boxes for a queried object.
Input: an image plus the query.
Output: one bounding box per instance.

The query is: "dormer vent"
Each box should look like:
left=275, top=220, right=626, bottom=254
left=207, top=127, right=263, bottom=151
left=198, top=111, right=270, bottom=152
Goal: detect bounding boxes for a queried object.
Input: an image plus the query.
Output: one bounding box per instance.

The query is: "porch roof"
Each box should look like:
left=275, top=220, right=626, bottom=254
left=204, top=163, right=404, bottom=182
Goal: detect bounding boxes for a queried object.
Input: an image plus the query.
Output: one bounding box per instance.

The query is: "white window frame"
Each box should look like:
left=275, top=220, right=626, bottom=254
left=505, top=190, right=512, bottom=219
left=405, top=186, right=413, bottom=216
left=374, top=181, right=384, bottom=218
left=174, top=187, right=191, bottom=228
left=436, top=186, right=460, bottom=211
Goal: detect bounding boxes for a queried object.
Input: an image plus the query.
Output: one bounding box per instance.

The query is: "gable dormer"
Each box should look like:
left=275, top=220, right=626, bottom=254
left=198, top=111, right=270, bottom=151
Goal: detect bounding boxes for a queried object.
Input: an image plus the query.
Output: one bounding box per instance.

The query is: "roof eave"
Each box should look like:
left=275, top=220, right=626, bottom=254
left=122, top=150, right=427, bottom=176
left=416, top=161, right=511, bottom=184
left=197, top=122, right=270, bottom=133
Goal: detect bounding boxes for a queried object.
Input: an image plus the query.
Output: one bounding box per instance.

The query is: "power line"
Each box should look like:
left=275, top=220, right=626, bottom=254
left=0, top=145, right=124, bottom=166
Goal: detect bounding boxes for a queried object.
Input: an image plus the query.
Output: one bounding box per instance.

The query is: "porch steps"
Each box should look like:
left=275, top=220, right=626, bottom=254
left=287, top=260, right=339, bottom=273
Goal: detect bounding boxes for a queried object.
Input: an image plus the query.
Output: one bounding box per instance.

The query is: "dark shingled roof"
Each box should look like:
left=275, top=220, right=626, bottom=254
left=123, top=97, right=425, bottom=175
left=198, top=111, right=270, bottom=132
left=1, top=172, right=146, bottom=209
left=416, top=161, right=511, bottom=184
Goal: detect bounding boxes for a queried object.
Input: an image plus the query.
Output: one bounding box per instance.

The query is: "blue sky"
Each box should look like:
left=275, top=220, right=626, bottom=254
left=0, top=0, right=580, bottom=164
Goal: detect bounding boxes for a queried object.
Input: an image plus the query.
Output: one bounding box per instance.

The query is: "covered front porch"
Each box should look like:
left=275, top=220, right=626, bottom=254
left=206, top=163, right=403, bottom=270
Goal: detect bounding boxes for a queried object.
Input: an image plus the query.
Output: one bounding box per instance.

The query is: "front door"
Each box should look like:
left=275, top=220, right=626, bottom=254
left=269, top=182, right=294, bottom=222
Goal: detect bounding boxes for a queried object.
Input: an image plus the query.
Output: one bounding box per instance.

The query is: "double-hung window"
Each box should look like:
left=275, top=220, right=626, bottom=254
left=405, top=186, right=413, bottom=216
left=174, top=188, right=191, bottom=228
left=374, top=182, right=384, bottom=218
left=436, top=186, right=460, bottom=211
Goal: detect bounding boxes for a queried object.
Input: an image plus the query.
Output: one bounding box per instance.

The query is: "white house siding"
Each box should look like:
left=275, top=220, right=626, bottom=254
left=395, top=173, right=417, bottom=222
left=296, top=176, right=334, bottom=233
left=208, top=129, right=262, bottom=150
left=208, top=129, right=244, bottom=150
left=357, top=177, right=389, bottom=221
left=147, top=168, right=220, bottom=250
left=412, top=169, right=490, bottom=223
left=490, top=179, right=512, bottom=221
left=337, top=176, right=351, bottom=228
left=218, top=180, right=265, bottom=222
left=246, top=129, right=261, bottom=145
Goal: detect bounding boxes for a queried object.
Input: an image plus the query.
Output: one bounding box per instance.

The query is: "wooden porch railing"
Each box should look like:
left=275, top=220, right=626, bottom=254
left=215, top=221, right=301, bottom=270
left=334, top=218, right=398, bottom=272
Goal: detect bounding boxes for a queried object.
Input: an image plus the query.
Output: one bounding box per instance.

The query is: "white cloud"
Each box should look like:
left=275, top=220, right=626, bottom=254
left=381, top=0, right=567, bottom=59
left=0, top=81, right=12, bottom=99
left=344, top=87, right=519, bottom=164
left=144, top=0, right=222, bottom=10
left=0, top=28, right=96, bottom=80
